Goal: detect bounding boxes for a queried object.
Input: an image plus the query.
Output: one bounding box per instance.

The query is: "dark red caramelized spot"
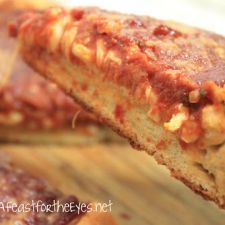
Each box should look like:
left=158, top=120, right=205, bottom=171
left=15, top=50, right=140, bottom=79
left=8, top=22, right=18, bottom=37
left=71, top=8, right=84, bottom=20
left=156, top=140, right=166, bottom=150
left=156, top=140, right=171, bottom=150
left=129, top=18, right=146, bottom=28
left=153, top=25, right=182, bottom=38
left=81, top=83, right=88, bottom=91
left=114, top=104, right=125, bottom=123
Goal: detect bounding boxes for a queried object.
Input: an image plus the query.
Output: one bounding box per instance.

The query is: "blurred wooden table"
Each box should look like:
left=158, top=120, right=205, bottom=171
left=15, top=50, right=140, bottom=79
left=1, top=143, right=225, bottom=225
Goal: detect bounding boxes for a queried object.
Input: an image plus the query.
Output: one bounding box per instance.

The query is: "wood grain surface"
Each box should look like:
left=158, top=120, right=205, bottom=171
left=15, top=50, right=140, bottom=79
left=1, top=143, right=225, bottom=225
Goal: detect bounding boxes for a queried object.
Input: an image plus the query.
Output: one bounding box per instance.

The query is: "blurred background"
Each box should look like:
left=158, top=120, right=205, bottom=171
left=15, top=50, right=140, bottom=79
left=56, top=0, right=225, bottom=35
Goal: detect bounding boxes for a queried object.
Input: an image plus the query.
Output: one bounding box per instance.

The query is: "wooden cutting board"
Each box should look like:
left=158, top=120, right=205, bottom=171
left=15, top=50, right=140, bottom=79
left=1, top=143, right=225, bottom=225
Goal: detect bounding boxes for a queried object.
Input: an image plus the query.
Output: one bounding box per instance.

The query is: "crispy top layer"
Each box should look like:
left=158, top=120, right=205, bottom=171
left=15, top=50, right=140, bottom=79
left=10, top=7, right=225, bottom=145
left=11, top=7, right=225, bottom=106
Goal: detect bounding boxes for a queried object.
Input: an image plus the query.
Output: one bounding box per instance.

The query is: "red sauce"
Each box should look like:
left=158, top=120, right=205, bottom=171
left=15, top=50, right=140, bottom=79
left=93, top=90, right=99, bottom=97
left=114, top=104, right=125, bottom=123
left=179, top=140, right=189, bottom=150
left=148, top=72, right=197, bottom=107
left=8, top=22, right=18, bottom=37
left=153, top=25, right=182, bottom=38
left=156, top=140, right=168, bottom=150
left=129, top=18, right=146, bottom=28
left=81, top=83, right=88, bottom=91
left=72, top=80, right=77, bottom=87
left=71, top=9, right=84, bottom=20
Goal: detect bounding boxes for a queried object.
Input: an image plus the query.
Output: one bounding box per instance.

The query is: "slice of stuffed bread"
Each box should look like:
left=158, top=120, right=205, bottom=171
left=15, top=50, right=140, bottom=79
left=10, top=7, right=225, bottom=208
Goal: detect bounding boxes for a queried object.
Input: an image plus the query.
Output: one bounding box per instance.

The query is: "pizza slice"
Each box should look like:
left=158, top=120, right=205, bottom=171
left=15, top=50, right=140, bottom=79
left=0, top=154, right=117, bottom=225
left=0, top=0, right=122, bottom=144
left=11, top=7, right=225, bottom=208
